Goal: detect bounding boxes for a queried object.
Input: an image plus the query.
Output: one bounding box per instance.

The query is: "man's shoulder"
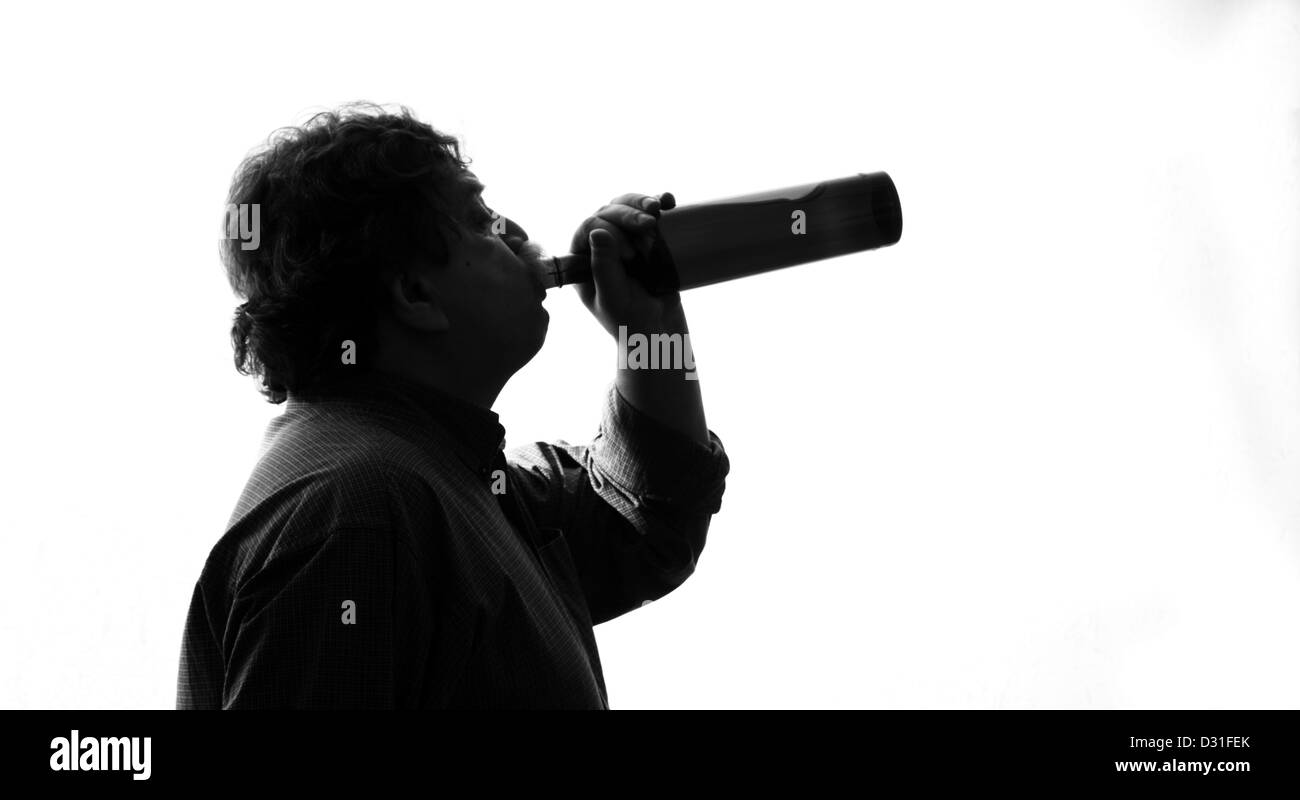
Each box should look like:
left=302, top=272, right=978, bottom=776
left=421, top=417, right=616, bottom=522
left=260, top=397, right=435, bottom=474
left=246, top=404, right=434, bottom=509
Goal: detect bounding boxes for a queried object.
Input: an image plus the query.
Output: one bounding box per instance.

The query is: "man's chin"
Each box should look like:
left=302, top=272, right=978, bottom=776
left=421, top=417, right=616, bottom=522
left=518, top=310, right=549, bottom=364
left=533, top=309, right=550, bottom=348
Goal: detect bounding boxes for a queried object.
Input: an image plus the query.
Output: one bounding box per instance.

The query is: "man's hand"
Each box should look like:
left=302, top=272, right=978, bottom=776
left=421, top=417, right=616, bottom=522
left=570, top=193, right=684, bottom=339
left=568, top=193, right=709, bottom=445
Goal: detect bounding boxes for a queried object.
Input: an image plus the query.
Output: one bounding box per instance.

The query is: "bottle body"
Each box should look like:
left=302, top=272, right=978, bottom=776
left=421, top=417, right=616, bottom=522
left=544, top=172, right=903, bottom=293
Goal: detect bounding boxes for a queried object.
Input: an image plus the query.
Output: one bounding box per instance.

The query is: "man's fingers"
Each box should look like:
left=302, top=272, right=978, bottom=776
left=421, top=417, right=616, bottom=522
left=595, top=203, right=658, bottom=232
left=568, top=192, right=668, bottom=254
left=607, top=193, right=662, bottom=214
left=570, top=218, right=637, bottom=260
left=594, top=204, right=658, bottom=258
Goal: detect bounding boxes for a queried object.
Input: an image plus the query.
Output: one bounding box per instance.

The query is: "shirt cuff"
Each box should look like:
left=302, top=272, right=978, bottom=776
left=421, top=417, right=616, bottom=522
left=589, top=383, right=730, bottom=515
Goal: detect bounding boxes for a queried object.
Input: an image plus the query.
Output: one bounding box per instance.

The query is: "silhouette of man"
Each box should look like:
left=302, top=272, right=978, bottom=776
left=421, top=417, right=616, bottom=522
left=177, top=104, right=729, bottom=709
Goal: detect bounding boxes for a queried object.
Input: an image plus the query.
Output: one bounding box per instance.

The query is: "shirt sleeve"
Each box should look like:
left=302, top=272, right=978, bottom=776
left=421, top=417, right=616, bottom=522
left=220, top=526, right=418, bottom=709
left=506, top=383, right=730, bottom=625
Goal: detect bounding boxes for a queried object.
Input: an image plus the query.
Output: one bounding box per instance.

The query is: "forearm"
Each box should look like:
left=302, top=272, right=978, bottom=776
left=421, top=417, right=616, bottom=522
left=612, top=306, right=709, bottom=445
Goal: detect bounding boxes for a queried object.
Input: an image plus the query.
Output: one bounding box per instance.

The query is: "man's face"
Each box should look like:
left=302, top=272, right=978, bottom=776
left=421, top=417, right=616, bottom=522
left=424, top=175, right=550, bottom=374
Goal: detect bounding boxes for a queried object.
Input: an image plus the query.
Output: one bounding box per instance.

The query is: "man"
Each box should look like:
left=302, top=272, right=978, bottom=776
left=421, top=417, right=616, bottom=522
left=177, top=104, right=730, bottom=709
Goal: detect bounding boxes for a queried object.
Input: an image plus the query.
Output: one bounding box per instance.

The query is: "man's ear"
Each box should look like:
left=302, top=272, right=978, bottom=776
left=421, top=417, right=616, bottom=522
left=385, top=266, right=450, bottom=333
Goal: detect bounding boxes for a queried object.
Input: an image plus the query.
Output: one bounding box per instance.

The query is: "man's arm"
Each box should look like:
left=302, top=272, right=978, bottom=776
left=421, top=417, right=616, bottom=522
left=506, top=386, right=728, bottom=625
left=575, top=195, right=709, bottom=445
left=506, top=194, right=728, bottom=625
left=611, top=284, right=708, bottom=445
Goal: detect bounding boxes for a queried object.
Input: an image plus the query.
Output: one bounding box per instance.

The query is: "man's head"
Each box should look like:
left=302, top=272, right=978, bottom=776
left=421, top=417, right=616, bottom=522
left=223, top=103, right=548, bottom=405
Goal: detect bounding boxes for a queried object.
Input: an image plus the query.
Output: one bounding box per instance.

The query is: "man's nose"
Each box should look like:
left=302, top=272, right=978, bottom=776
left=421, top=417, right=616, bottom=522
left=503, top=217, right=529, bottom=243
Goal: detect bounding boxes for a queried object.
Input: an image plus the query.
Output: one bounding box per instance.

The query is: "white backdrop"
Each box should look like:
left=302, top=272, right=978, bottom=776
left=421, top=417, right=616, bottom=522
left=1, top=0, right=1296, bottom=709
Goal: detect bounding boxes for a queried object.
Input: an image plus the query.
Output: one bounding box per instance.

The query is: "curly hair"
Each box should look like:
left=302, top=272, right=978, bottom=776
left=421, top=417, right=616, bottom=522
left=222, top=103, right=475, bottom=403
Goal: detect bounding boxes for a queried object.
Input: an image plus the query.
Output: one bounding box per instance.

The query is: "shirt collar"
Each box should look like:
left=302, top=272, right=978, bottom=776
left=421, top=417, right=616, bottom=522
left=288, top=370, right=507, bottom=476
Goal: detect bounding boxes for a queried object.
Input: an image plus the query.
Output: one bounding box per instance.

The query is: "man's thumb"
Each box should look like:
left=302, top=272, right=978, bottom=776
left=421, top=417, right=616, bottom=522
left=588, top=228, right=625, bottom=298
left=588, top=227, right=616, bottom=263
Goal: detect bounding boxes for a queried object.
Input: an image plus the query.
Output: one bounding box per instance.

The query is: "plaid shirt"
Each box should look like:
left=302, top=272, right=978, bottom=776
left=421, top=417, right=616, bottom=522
left=176, top=371, right=729, bottom=709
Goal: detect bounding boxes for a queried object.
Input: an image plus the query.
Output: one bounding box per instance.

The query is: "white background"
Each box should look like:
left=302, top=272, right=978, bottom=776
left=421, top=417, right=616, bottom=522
left=0, top=0, right=1296, bottom=709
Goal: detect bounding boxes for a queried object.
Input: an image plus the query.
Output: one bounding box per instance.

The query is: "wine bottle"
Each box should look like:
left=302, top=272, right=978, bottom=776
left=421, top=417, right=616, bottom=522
left=542, top=172, right=903, bottom=293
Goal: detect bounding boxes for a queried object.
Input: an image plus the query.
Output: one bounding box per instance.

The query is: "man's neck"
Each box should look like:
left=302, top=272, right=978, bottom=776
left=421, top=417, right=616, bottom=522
left=373, top=364, right=504, bottom=411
